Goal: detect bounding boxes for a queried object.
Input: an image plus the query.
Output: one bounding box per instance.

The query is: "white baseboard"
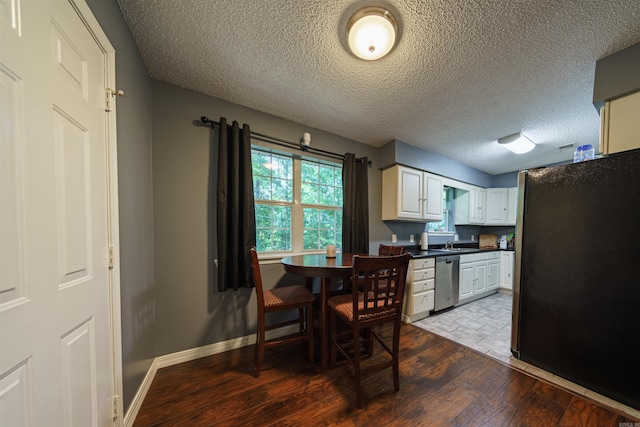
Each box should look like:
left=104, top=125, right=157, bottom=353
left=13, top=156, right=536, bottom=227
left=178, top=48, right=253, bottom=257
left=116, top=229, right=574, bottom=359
left=123, top=325, right=298, bottom=426
left=123, top=358, right=159, bottom=427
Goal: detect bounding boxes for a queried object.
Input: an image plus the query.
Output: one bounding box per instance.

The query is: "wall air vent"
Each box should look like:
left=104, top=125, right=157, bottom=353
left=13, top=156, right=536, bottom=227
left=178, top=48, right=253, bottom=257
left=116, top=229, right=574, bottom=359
left=557, top=144, right=575, bottom=152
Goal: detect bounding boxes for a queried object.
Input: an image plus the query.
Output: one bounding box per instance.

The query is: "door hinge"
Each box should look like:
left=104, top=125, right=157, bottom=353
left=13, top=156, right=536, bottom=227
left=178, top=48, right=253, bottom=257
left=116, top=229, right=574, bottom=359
left=112, top=394, right=120, bottom=423
left=105, top=88, right=124, bottom=112
left=108, top=246, right=115, bottom=270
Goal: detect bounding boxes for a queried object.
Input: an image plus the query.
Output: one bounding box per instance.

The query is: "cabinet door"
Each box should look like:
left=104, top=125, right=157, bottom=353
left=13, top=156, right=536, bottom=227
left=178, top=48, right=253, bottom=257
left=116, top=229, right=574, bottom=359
left=500, top=252, right=514, bottom=290
left=487, top=259, right=500, bottom=290
left=398, top=166, right=423, bottom=219
left=383, top=165, right=424, bottom=221
left=603, top=91, right=640, bottom=155
left=476, top=188, right=486, bottom=223
left=486, top=188, right=507, bottom=224
left=469, top=187, right=486, bottom=224
left=507, top=187, right=518, bottom=225
left=474, top=262, right=487, bottom=292
left=423, top=173, right=443, bottom=221
left=460, top=263, right=475, bottom=299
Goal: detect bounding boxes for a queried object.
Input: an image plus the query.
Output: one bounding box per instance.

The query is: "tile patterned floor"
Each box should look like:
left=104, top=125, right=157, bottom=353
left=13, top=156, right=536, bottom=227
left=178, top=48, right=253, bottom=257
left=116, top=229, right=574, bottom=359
left=414, top=292, right=513, bottom=364
left=413, top=291, right=640, bottom=420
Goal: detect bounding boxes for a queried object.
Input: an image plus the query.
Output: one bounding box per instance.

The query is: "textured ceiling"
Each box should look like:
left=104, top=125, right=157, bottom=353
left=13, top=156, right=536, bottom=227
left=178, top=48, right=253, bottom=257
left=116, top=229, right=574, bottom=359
left=116, top=0, right=640, bottom=175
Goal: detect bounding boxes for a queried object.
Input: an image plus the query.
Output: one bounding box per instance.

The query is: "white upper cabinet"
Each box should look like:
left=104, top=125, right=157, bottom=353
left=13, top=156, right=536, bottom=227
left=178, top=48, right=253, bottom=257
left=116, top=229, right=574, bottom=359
left=454, top=186, right=485, bottom=225
left=507, top=187, right=518, bottom=225
left=460, top=186, right=517, bottom=226
left=385, top=165, right=423, bottom=220
left=469, top=187, right=485, bottom=224
left=486, top=188, right=508, bottom=225
left=600, top=91, right=640, bottom=155
left=382, top=165, right=443, bottom=222
left=423, top=173, right=443, bottom=221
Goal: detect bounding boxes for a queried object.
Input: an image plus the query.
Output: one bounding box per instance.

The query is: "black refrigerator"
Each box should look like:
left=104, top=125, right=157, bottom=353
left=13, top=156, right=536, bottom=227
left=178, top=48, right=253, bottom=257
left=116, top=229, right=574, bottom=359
left=510, top=148, right=640, bottom=411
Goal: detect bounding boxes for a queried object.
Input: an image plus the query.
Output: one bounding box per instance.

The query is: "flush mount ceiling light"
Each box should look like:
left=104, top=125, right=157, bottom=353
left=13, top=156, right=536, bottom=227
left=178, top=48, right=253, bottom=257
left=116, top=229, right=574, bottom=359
left=346, top=7, right=398, bottom=60
left=498, top=133, right=536, bottom=154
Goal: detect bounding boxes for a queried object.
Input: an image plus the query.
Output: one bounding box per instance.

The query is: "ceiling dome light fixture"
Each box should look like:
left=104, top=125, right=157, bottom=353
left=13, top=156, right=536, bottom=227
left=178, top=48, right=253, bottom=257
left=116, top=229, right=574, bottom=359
left=346, top=7, right=398, bottom=60
left=498, top=133, right=536, bottom=154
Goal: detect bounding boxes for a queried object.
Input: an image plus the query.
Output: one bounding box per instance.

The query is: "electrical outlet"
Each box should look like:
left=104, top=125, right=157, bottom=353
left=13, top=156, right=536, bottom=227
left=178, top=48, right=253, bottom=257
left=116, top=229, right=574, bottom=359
left=409, top=234, right=414, bottom=243
left=391, top=234, right=397, bottom=243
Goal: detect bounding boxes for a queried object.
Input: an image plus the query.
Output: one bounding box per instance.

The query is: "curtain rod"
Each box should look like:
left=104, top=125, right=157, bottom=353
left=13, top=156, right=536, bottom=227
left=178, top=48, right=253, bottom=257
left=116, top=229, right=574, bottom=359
left=200, top=116, right=372, bottom=167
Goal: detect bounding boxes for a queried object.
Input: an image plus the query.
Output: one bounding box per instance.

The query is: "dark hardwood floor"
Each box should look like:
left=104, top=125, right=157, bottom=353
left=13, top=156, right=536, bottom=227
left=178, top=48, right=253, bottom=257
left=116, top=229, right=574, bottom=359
left=134, top=324, right=637, bottom=426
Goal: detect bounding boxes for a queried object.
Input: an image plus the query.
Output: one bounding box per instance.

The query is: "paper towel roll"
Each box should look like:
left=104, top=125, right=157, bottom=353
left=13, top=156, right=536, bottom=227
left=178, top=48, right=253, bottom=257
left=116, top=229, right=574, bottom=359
left=420, top=232, right=429, bottom=250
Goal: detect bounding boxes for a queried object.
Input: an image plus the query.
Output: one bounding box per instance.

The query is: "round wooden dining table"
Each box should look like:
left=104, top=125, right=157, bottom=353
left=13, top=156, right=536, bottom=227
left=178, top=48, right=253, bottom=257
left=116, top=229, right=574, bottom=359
left=281, top=253, right=359, bottom=370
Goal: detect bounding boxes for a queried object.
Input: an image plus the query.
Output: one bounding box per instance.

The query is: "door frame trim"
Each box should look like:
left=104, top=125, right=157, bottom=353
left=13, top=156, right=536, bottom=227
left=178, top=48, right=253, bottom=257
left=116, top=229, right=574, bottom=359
left=68, top=1, right=123, bottom=424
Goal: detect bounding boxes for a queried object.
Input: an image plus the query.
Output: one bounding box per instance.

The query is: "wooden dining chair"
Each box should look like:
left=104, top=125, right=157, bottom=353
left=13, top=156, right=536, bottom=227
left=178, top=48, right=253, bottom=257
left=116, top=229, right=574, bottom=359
left=250, top=247, right=315, bottom=378
left=360, top=244, right=406, bottom=352
left=352, top=244, right=405, bottom=291
left=328, top=253, right=410, bottom=408
left=378, top=244, right=405, bottom=256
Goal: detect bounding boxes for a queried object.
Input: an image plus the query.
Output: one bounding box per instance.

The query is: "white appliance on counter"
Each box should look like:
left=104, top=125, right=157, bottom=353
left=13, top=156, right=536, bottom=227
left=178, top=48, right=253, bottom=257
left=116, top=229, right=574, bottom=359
left=420, top=232, right=429, bottom=250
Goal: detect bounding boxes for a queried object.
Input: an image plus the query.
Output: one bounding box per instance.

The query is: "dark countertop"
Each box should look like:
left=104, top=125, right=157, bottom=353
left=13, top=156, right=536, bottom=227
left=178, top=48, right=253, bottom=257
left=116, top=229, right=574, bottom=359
left=406, top=247, right=514, bottom=259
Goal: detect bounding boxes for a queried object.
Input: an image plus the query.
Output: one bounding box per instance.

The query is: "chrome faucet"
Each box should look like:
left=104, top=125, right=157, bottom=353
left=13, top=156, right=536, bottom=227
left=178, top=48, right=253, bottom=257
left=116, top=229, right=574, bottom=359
left=445, top=241, right=454, bottom=250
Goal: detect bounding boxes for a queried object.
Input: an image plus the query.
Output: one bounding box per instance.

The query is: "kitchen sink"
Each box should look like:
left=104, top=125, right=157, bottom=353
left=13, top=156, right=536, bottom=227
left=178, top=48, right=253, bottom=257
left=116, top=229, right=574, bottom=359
left=433, top=248, right=477, bottom=254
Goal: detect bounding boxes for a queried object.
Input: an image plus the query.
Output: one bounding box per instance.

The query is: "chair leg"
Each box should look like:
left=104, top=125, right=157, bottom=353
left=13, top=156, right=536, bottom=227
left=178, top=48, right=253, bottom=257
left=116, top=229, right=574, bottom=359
left=298, top=307, right=305, bottom=333
left=254, top=318, right=265, bottom=378
left=306, top=304, right=314, bottom=370
left=353, top=324, right=364, bottom=409
left=330, top=309, right=337, bottom=366
left=298, top=307, right=305, bottom=355
left=363, top=327, right=374, bottom=356
left=392, top=318, right=401, bottom=392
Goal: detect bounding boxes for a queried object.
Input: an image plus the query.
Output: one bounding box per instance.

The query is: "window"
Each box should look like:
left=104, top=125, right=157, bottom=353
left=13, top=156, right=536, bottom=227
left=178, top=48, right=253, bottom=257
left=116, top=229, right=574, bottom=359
left=252, top=148, right=342, bottom=253
left=427, top=186, right=455, bottom=232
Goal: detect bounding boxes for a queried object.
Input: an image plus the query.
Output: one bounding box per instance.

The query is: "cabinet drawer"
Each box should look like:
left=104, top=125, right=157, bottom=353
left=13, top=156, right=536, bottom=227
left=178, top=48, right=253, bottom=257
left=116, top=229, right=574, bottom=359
left=413, top=267, right=435, bottom=282
left=412, top=290, right=435, bottom=313
left=488, top=251, right=500, bottom=259
left=412, top=258, right=435, bottom=270
left=473, top=253, right=488, bottom=261
left=460, top=254, right=475, bottom=264
left=413, top=278, right=435, bottom=293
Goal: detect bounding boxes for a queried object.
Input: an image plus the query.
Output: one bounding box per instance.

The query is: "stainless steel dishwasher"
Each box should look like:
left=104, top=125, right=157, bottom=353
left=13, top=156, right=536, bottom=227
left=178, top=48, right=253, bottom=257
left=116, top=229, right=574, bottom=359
left=434, top=255, right=460, bottom=311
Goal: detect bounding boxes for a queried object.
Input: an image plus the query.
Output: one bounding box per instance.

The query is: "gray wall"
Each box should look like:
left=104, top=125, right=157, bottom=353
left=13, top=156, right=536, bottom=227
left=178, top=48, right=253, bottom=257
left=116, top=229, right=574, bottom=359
left=492, top=171, right=519, bottom=188
left=85, top=0, right=155, bottom=413
left=381, top=139, right=494, bottom=188
left=150, top=79, right=388, bottom=355
left=82, top=0, right=530, bottom=413
left=593, top=42, right=640, bottom=108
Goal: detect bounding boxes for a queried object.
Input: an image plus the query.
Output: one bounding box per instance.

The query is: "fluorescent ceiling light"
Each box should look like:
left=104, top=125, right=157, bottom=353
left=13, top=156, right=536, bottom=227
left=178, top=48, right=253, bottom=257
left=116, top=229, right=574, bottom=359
left=497, top=133, right=536, bottom=154
left=346, top=7, right=398, bottom=60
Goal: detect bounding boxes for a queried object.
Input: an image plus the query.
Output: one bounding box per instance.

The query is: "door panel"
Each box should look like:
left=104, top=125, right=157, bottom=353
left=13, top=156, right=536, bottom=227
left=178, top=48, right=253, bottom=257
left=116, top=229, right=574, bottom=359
left=0, top=65, right=27, bottom=309
left=0, top=1, right=115, bottom=425
left=474, top=263, right=487, bottom=292
left=53, top=108, right=92, bottom=287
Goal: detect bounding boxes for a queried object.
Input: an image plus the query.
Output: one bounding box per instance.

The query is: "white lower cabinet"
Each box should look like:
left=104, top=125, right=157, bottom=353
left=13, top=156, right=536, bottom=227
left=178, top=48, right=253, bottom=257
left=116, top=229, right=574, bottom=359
left=402, top=258, right=435, bottom=323
left=458, top=251, right=500, bottom=305
left=487, top=256, right=500, bottom=290
left=500, top=251, right=515, bottom=290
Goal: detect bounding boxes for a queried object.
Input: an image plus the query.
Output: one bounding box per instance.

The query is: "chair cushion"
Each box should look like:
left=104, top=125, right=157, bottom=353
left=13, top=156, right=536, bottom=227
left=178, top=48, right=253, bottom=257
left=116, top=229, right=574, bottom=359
left=264, top=285, right=314, bottom=308
left=328, top=294, right=397, bottom=322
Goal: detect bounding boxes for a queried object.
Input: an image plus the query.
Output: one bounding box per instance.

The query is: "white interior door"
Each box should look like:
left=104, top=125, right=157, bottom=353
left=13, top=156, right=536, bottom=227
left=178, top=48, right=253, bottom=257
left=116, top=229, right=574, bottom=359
left=1, top=1, right=119, bottom=426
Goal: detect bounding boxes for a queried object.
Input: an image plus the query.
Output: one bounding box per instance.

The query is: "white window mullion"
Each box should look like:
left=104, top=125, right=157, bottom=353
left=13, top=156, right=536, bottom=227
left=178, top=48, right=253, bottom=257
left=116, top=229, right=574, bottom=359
left=291, top=158, right=303, bottom=253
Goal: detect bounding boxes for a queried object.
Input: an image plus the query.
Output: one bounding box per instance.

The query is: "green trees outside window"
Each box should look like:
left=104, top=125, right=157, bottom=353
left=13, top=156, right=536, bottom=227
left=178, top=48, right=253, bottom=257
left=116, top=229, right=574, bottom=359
left=252, top=148, right=342, bottom=253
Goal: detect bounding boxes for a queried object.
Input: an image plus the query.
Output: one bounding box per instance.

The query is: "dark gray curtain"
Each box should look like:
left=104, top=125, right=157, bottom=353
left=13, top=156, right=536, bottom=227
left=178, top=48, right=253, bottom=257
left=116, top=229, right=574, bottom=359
left=216, top=117, right=256, bottom=291
left=342, top=153, right=369, bottom=254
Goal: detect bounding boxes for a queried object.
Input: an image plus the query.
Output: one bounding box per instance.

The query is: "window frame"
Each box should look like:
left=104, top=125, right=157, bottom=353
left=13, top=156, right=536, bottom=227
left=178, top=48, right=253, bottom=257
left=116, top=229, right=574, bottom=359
left=427, top=186, right=456, bottom=235
left=251, top=145, right=342, bottom=260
